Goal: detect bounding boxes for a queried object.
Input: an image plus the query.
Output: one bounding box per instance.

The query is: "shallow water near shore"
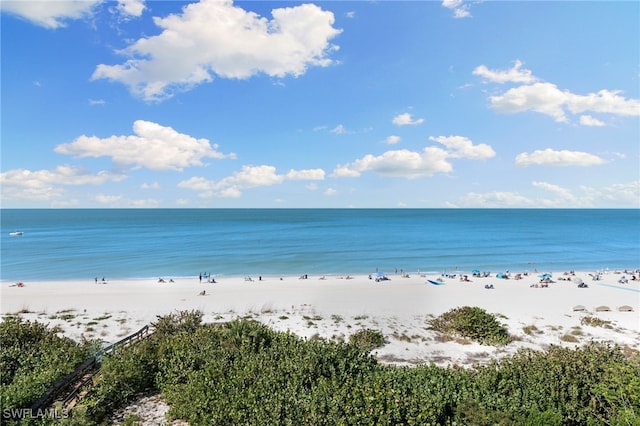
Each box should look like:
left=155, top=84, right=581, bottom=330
left=1, top=208, right=638, bottom=281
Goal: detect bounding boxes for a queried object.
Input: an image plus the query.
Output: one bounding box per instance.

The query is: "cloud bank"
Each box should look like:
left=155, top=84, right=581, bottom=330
left=475, top=60, right=640, bottom=125
left=55, top=120, right=235, bottom=171
left=91, top=0, right=342, bottom=101
left=178, top=165, right=325, bottom=198
left=333, top=135, right=495, bottom=179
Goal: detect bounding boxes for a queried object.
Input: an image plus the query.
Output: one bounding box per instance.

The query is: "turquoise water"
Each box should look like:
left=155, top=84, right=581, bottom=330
left=1, top=209, right=638, bottom=281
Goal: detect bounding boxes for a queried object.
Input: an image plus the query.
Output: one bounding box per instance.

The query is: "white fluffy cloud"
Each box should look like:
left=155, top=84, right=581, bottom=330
left=334, top=135, right=494, bottom=179
left=54, top=120, right=235, bottom=171
left=475, top=61, right=640, bottom=124
left=428, top=135, right=495, bottom=159
left=0, top=0, right=102, bottom=28
left=441, top=0, right=471, bottom=18
left=117, top=0, right=145, bottom=17
left=566, top=89, right=640, bottom=116
left=489, top=82, right=570, bottom=122
left=392, top=112, right=424, bottom=126
left=579, top=115, right=605, bottom=127
left=0, top=166, right=126, bottom=201
left=333, top=148, right=453, bottom=179
left=92, top=0, right=341, bottom=101
left=515, top=148, right=606, bottom=167
left=0, top=0, right=143, bottom=28
left=490, top=83, right=640, bottom=123
left=472, top=60, right=538, bottom=84
left=178, top=165, right=325, bottom=198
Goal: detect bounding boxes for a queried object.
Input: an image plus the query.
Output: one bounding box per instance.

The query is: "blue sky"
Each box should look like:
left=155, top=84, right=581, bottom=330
left=1, top=0, right=639, bottom=208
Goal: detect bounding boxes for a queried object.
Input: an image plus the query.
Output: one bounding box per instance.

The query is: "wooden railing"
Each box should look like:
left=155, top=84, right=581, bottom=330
left=28, top=357, right=99, bottom=412
left=100, top=324, right=151, bottom=357
left=29, top=325, right=152, bottom=412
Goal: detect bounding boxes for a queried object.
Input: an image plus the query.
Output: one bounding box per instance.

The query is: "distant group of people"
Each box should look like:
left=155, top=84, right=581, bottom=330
left=199, top=273, right=216, bottom=283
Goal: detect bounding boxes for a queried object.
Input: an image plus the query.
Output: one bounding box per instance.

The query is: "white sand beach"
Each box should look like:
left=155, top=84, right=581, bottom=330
left=2, top=270, right=639, bottom=367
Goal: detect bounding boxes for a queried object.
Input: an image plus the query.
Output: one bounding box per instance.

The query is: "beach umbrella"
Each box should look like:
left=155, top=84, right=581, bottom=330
left=538, top=273, right=552, bottom=279
left=472, top=269, right=480, bottom=274
left=573, top=277, right=583, bottom=285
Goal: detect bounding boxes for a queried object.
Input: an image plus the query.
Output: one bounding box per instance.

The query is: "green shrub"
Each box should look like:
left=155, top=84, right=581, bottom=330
left=465, top=343, right=634, bottom=424
left=0, top=317, right=92, bottom=417
left=151, top=310, right=202, bottom=337
left=84, top=339, right=159, bottom=420
left=348, top=328, right=386, bottom=352
left=580, top=316, right=612, bottom=328
left=429, top=306, right=511, bottom=346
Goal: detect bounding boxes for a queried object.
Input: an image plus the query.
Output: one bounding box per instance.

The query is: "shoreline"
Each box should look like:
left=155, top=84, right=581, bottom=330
left=2, top=269, right=639, bottom=368
left=2, top=266, right=638, bottom=284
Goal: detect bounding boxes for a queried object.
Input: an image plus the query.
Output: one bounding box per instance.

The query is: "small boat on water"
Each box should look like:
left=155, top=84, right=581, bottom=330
left=9, top=231, right=24, bottom=236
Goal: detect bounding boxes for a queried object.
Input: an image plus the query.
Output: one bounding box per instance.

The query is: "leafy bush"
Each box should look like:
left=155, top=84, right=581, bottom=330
left=429, top=306, right=511, bottom=346
left=466, top=343, right=637, bottom=424
left=0, top=317, right=92, bottom=420
left=80, top=338, right=159, bottom=421
left=151, top=309, right=203, bottom=337
left=348, top=328, right=385, bottom=352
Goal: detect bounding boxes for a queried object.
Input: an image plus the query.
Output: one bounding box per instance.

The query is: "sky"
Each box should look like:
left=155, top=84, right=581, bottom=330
left=1, top=0, right=639, bottom=208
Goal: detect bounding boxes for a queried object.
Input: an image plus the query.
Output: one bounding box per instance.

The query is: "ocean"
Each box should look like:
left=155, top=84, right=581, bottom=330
left=1, top=209, right=638, bottom=281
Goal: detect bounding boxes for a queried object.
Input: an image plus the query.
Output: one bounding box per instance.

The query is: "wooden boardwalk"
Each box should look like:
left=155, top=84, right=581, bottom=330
left=30, top=325, right=152, bottom=412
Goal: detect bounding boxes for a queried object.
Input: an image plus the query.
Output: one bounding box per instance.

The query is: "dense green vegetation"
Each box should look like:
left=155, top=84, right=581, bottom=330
left=3, top=311, right=639, bottom=425
left=429, top=306, right=511, bottom=346
left=0, top=317, right=93, bottom=423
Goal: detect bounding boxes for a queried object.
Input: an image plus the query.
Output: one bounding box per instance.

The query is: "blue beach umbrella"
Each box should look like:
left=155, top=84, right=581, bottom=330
left=538, top=273, right=552, bottom=279
left=472, top=269, right=480, bottom=274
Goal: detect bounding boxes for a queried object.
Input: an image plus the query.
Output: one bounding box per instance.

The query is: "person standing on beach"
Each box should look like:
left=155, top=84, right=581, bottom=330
left=199, top=273, right=202, bottom=283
